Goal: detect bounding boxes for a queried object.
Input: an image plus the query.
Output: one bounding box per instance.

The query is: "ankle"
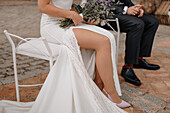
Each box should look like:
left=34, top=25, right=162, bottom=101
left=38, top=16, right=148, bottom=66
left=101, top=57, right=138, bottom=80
left=95, top=81, right=104, bottom=90
left=103, top=88, right=114, bottom=94
left=123, top=63, right=133, bottom=68
left=139, top=57, right=143, bottom=61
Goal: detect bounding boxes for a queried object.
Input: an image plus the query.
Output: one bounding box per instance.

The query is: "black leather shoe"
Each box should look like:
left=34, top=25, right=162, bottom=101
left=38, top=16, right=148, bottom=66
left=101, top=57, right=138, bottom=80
left=133, top=59, right=160, bottom=70
left=121, top=67, right=141, bottom=86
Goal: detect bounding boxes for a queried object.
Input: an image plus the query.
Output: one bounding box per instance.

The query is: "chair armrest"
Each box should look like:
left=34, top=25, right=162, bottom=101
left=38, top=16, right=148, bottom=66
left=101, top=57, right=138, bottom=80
left=106, top=18, right=120, bottom=33
left=40, top=37, right=53, bottom=60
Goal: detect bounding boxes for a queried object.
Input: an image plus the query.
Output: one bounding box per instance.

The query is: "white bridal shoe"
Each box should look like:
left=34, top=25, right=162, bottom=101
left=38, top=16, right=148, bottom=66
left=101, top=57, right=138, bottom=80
left=103, top=89, right=131, bottom=108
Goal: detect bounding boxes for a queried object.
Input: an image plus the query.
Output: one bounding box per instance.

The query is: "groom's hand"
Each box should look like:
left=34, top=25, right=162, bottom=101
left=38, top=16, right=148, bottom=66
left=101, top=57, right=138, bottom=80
left=127, top=6, right=139, bottom=16
left=135, top=5, right=144, bottom=17
left=127, top=5, right=144, bottom=16
left=138, top=8, right=144, bottom=17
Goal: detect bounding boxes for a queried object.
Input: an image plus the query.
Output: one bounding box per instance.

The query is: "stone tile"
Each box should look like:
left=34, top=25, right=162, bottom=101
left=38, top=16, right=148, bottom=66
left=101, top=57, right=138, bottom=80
left=133, top=69, right=144, bottom=77
left=122, top=82, right=139, bottom=89
left=158, top=58, right=170, bottom=64
left=121, top=93, right=133, bottom=102
left=1, top=76, right=15, bottom=84
left=139, top=76, right=160, bottom=83
left=20, top=97, right=35, bottom=102
left=121, top=84, right=140, bottom=93
left=40, top=73, right=48, bottom=83
left=144, top=72, right=169, bottom=78
left=19, top=87, right=40, bottom=99
left=154, top=38, right=170, bottom=48
left=0, top=83, right=16, bottom=97
left=0, top=83, right=4, bottom=91
left=139, top=89, right=155, bottom=96
left=163, top=64, right=170, bottom=69
left=0, top=97, right=16, bottom=101
left=30, top=61, right=46, bottom=66
left=154, top=68, right=168, bottom=73
left=165, top=103, right=170, bottom=110
left=17, top=64, right=29, bottom=68
left=133, top=109, right=146, bottom=113
left=136, top=83, right=152, bottom=90
left=0, top=75, right=6, bottom=78
left=133, top=100, right=152, bottom=112
left=142, top=94, right=165, bottom=106
left=151, top=82, right=169, bottom=93
left=156, top=110, right=166, bottom=113
left=156, top=92, right=170, bottom=102
left=161, top=78, right=170, bottom=88
left=21, top=77, right=39, bottom=85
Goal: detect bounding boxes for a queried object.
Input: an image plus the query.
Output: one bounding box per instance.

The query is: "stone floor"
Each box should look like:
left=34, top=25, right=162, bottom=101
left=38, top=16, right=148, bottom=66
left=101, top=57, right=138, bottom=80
left=0, top=1, right=170, bottom=113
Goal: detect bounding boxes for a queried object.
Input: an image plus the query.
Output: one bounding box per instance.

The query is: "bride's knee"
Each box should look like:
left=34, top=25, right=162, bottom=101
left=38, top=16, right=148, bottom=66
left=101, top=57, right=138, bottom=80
left=97, top=36, right=111, bottom=51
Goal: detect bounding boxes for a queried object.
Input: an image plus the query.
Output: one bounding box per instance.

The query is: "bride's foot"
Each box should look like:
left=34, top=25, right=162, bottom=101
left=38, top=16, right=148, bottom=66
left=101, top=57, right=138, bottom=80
left=103, top=89, right=131, bottom=108
left=116, top=100, right=131, bottom=108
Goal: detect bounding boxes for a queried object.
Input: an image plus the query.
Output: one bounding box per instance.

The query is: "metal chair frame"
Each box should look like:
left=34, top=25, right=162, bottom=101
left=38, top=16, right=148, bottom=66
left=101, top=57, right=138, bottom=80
left=4, top=30, right=55, bottom=102
left=107, top=18, right=121, bottom=66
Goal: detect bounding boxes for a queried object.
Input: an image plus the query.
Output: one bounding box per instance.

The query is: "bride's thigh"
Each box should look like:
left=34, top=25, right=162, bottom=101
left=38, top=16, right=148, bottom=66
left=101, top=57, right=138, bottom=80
left=73, top=28, right=111, bottom=50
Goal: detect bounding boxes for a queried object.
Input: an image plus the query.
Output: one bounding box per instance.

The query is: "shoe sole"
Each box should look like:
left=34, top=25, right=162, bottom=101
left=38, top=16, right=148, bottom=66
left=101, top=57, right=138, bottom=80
left=124, top=78, right=141, bottom=86
left=133, top=66, right=160, bottom=70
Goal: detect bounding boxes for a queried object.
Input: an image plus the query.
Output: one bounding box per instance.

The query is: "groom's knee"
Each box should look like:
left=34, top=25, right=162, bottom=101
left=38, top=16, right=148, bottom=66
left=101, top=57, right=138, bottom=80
left=149, top=18, right=159, bottom=29
left=133, top=20, right=145, bottom=30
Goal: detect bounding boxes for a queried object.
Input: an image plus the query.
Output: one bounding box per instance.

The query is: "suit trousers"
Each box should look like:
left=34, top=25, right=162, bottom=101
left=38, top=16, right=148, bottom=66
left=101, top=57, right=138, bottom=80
left=101, top=14, right=159, bottom=64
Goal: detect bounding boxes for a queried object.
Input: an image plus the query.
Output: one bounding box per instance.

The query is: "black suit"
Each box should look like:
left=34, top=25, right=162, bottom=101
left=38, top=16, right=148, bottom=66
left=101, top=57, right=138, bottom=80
left=101, top=0, right=159, bottom=64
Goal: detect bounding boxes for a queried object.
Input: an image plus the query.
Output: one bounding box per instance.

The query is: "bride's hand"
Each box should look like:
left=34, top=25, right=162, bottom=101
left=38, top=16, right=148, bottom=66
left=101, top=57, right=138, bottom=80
left=70, top=11, right=83, bottom=26
left=84, top=19, right=100, bottom=25
left=84, top=19, right=97, bottom=25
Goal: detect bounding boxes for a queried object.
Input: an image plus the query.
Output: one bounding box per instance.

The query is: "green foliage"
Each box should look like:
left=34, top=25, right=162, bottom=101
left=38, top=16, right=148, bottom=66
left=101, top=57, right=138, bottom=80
left=60, top=0, right=116, bottom=28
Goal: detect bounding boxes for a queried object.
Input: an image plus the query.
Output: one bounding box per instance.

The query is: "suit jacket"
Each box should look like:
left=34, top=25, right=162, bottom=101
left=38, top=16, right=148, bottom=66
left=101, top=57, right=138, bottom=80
left=111, top=0, right=135, bottom=14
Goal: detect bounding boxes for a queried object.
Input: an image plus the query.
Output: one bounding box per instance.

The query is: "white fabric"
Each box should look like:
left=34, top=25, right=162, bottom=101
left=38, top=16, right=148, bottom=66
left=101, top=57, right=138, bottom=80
left=123, top=6, right=128, bottom=14
left=0, top=0, right=126, bottom=113
left=17, top=38, right=60, bottom=60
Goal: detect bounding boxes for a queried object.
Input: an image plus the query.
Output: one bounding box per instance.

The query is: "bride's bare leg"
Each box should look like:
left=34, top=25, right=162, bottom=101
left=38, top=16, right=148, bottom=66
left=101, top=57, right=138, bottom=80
left=73, top=28, right=121, bottom=104
left=94, top=65, right=104, bottom=91
left=94, top=67, right=108, bottom=97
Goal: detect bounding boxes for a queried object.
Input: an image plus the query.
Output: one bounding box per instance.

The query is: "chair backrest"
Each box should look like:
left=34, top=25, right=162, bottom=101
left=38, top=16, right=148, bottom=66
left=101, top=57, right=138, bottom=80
left=4, top=30, right=55, bottom=69
left=4, top=30, right=27, bottom=51
left=4, top=30, right=54, bottom=59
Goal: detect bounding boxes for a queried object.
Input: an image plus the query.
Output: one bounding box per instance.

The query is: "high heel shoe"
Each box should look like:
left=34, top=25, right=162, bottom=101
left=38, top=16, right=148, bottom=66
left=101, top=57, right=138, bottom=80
left=103, top=89, right=131, bottom=108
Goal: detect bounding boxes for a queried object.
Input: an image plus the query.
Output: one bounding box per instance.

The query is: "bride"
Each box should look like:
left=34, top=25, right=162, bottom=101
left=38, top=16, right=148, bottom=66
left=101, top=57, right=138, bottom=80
left=0, top=0, right=131, bottom=113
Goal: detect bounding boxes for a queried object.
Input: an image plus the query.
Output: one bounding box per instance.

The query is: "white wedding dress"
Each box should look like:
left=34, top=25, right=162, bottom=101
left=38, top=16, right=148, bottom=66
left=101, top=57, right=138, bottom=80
left=0, top=0, right=126, bottom=113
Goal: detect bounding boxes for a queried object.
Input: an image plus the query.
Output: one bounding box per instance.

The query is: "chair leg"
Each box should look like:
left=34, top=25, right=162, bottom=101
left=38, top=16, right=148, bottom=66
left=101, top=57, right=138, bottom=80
left=49, top=59, right=53, bottom=70
left=12, top=51, right=20, bottom=102
left=116, top=31, right=120, bottom=67
left=116, top=18, right=120, bottom=67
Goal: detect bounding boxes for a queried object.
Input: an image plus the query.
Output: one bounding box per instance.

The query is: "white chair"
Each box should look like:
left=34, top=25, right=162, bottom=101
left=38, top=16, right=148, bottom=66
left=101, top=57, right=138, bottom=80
left=4, top=19, right=121, bottom=102
left=4, top=30, right=60, bottom=102
left=107, top=18, right=121, bottom=66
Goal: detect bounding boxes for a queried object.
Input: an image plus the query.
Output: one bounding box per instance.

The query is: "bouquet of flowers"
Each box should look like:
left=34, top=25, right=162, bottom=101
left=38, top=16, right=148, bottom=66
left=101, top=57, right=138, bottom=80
left=60, top=0, right=117, bottom=28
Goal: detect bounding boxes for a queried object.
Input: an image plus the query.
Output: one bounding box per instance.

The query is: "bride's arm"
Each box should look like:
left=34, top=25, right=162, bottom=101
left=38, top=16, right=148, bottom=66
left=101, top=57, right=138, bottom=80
left=38, top=0, right=72, bottom=18
left=38, top=0, right=83, bottom=26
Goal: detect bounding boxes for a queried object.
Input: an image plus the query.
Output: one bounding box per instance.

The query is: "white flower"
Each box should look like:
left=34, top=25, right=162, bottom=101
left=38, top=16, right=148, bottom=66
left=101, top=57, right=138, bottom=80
left=168, top=11, right=170, bottom=18
left=100, top=20, right=106, bottom=26
left=79, top=13, right=83, bottom=18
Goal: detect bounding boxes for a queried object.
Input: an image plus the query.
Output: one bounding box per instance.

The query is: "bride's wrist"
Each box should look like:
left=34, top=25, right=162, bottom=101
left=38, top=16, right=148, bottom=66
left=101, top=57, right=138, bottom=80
left=68, top=11, right=77, bottom=19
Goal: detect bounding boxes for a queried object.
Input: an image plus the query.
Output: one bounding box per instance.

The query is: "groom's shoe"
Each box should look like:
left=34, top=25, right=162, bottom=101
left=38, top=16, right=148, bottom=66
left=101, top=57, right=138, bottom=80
left=133, top=59, right=160, bottom=70
left=121, top=67, right=141, bottom=86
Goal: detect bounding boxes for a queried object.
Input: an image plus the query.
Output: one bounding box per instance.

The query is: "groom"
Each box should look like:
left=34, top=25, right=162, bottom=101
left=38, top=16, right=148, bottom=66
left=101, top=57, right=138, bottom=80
left=100, top=0, right=160, bottom=86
